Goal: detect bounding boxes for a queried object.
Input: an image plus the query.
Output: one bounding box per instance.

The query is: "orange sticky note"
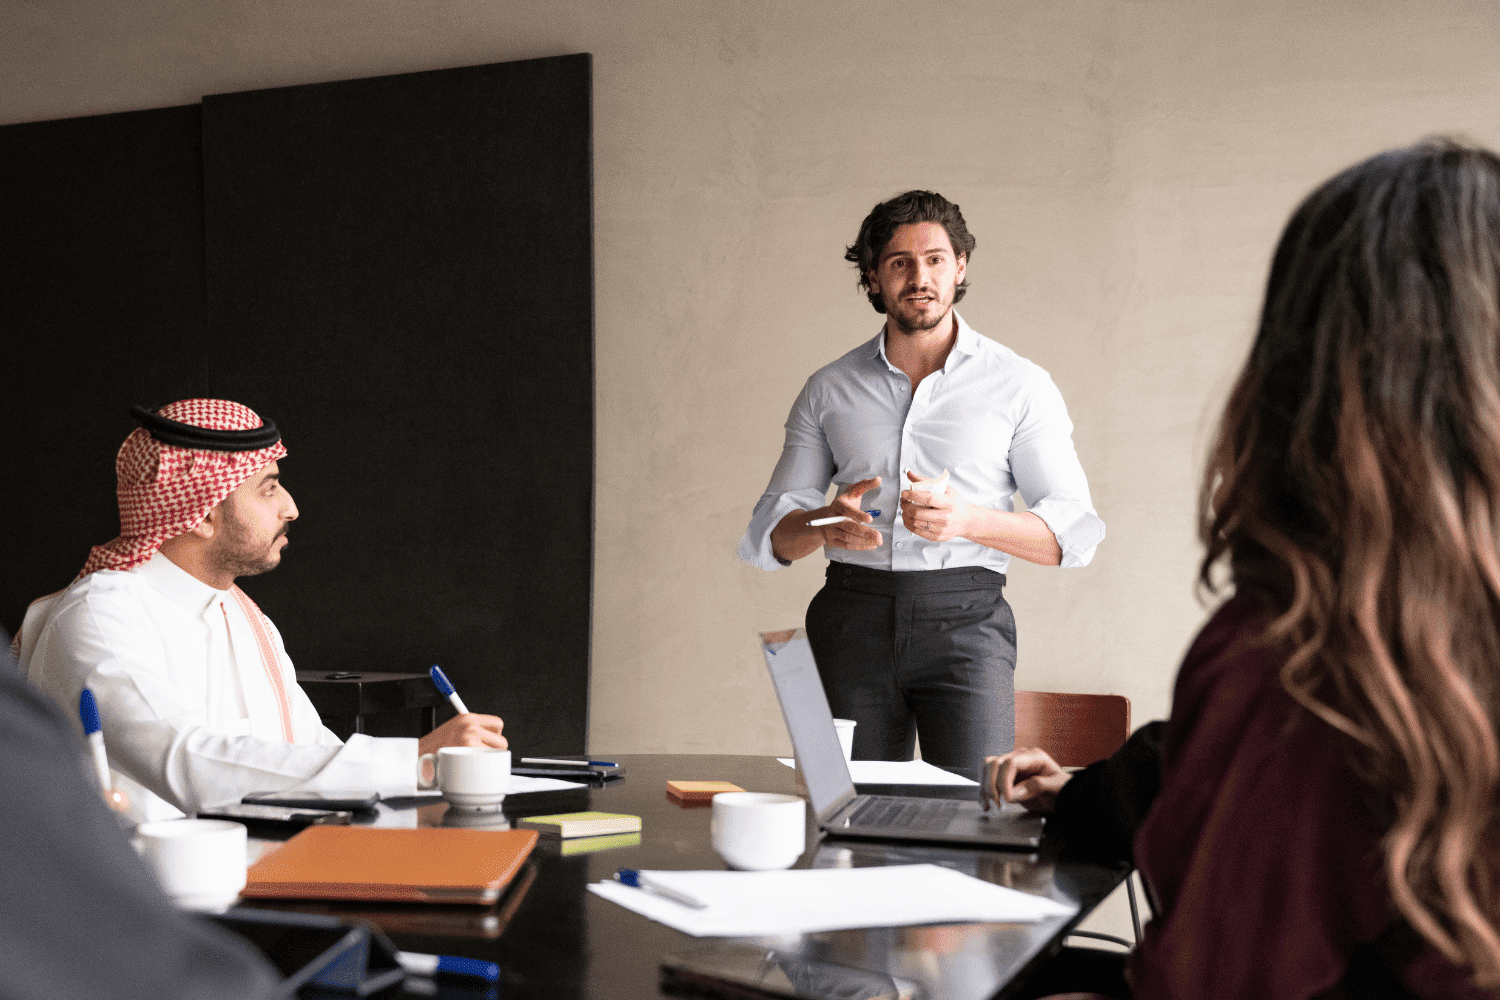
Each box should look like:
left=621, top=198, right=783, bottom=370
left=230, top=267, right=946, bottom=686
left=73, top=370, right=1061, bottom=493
left=665, top=780, right=744, bottom=802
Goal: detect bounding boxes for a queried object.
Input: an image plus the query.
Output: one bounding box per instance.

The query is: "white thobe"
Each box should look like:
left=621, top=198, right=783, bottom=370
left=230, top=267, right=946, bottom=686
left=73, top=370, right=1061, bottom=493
left=19, top=552, right=417, bottom=822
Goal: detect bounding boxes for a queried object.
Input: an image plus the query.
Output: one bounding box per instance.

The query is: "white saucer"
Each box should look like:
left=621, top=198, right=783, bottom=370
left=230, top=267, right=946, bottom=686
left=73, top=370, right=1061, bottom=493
left=444, top=793, right=507, bottom=811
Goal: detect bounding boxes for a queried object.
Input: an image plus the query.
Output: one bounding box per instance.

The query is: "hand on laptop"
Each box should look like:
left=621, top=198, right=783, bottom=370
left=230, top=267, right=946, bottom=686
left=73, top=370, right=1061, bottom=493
left=981, top=747, right=1071, bottom=814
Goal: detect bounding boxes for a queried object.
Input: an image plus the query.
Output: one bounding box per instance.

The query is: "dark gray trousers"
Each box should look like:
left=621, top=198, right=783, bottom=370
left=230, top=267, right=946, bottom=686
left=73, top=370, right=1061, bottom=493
left=804, top=563, right=1016, bottom=776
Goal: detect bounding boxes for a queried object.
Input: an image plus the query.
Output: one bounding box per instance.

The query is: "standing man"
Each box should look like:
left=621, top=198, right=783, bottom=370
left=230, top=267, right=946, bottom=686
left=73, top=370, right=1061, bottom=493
left=18, top=399, right=506, bottom=822
left=739, top=191, right=1104, bottom=774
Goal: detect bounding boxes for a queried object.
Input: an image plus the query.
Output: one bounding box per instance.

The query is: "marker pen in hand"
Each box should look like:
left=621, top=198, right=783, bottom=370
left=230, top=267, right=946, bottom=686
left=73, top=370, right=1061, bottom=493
left=429, top=665, right=469, bottom=714
left=78, top=688, right=113, bottom=794
left=809, top=509, right=882, bottom=527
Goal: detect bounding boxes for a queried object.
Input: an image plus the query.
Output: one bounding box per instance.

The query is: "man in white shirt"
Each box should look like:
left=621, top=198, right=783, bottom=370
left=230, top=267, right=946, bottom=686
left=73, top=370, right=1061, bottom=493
left=19, top=399, right=506, bottom=821
left=739, top=191, right=1104, bottom=774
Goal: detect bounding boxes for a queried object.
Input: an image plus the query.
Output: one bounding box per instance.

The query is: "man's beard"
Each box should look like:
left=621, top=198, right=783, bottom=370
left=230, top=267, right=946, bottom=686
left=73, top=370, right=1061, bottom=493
left=207, top=509, right=285, bottom=581
left=884, top=286, right=953, bottom=334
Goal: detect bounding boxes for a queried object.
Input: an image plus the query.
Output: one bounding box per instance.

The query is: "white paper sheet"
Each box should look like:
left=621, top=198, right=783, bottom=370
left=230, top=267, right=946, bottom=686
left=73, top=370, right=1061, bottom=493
left=409, top=774, right=582, bottom=798
left=776, top=758, right=978, bottom=786
left=589, top=864, right=1073, bottom=936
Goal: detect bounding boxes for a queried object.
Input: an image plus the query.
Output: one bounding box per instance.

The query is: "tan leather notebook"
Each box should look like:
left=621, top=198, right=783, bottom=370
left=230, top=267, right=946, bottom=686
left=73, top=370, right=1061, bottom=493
left=242, top=827, right=537, bottom=904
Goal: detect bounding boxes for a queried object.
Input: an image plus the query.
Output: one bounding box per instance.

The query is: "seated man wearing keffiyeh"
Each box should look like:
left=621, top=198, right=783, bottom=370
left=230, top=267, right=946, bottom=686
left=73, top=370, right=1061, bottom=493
left=16, top=399, right=505, bottom=822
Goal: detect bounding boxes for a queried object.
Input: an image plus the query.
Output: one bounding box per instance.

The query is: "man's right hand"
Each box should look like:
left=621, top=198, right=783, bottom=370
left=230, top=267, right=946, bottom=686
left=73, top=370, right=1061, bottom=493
left=980, top=746, right=1071, bottom=814
left=419, top=713, right=507, bottom=757
left=770, top=476, right=884, bottom=562
left=814, top=477, right=884, bottom=551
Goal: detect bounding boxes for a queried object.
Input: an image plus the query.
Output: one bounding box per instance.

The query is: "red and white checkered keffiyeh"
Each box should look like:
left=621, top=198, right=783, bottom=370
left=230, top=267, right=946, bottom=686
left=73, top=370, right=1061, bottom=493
left=78, top=399, right=287, bottom=579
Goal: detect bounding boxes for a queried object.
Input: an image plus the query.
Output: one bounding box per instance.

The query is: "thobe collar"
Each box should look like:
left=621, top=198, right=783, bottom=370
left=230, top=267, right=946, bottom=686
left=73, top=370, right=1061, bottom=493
left=133, top=550, right=235, bottom=618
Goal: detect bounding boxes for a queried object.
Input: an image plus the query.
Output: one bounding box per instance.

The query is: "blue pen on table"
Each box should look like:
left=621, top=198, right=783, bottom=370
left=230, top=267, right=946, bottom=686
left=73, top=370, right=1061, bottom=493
left=79, top=688, right=113, bottom=794
left=429, top=665, right=469, bottom=714
left=614, top=868, right=708, bottom=910
left=395, top=950, right=499, bottom=983
left=521, top=757, right=618, bottom=768
left=808, top=508, right=881, bottom=527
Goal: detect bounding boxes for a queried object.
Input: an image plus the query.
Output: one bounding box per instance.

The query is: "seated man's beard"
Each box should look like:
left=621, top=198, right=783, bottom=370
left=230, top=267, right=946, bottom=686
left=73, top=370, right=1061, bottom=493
left=207, top=510, right=284, bottom=580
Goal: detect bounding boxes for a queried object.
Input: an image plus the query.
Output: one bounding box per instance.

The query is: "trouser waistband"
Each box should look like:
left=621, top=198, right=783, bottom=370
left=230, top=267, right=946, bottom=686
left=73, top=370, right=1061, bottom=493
left=824, top=563, right=1006, bottom=596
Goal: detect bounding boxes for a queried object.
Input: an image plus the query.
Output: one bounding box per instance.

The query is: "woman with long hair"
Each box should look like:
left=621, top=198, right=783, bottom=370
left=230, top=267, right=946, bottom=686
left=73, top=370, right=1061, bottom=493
left=995, top=140, right=1500, bottom=998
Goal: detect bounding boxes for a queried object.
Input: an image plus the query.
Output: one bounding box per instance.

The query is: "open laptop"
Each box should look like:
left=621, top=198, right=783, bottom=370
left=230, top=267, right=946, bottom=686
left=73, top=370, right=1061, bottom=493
left=760, top=629, right=1044, bottom=849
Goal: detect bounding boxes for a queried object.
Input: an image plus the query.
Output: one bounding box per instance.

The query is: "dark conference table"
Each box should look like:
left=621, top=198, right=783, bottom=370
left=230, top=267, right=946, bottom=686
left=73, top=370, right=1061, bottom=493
left=232, top=753, right=1128, bottom=1000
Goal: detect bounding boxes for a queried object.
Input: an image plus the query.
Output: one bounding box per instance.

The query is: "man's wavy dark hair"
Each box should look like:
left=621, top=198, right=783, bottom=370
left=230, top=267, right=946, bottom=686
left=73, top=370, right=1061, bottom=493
left=844, top=190, right=977, bottom=313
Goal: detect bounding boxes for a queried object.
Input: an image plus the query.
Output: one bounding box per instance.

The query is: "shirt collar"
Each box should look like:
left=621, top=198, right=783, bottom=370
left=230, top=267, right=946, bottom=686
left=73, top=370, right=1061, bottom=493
left=134, top=550, right=234, bottom=617
left=869, top=310, right=977, bottom=370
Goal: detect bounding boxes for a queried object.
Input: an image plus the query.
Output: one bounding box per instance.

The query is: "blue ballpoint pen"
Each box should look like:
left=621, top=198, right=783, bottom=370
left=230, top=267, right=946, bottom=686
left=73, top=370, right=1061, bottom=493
left=429, top=665, right=469, bottom=714
left=395, top=950, right=499, bottom=983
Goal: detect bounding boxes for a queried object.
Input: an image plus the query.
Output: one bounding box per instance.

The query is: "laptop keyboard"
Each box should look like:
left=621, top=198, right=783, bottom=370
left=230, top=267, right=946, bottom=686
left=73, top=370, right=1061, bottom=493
left=846, top=796, right=961, bottom=832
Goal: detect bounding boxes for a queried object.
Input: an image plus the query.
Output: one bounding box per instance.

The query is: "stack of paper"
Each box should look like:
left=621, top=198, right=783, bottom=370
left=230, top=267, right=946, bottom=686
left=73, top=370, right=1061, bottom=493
left=777, top=758, right=979, bottom=786
left=589, top=863, right=1073, bottom=936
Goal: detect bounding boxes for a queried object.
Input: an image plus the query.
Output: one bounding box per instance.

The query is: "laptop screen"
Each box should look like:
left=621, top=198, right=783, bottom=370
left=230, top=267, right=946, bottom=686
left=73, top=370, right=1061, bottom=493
left=758, top=629, right=858, bottom=820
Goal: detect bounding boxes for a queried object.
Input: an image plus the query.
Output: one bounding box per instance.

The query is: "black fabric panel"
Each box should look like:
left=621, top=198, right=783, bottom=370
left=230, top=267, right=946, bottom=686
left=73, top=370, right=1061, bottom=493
left=200, top=55, right=594, bottom=754
left=0, top=105, right=210, bottom=629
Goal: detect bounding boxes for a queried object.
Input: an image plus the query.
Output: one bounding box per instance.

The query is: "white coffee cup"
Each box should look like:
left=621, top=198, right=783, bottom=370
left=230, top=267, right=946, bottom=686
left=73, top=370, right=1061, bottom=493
left=711, top=792, right=806, bottom=871
left=419, top=746, right=510, bottom=810
left=134, top=818, right=247, bottom=912
left=832, top=718, right=857, bottom=761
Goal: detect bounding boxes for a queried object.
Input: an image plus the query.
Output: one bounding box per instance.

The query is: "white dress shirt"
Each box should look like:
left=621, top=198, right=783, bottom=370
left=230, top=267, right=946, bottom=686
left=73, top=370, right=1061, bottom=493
left=19, top=552, right=417, bottom=822
left=738, top=314, right=1105, bottom=573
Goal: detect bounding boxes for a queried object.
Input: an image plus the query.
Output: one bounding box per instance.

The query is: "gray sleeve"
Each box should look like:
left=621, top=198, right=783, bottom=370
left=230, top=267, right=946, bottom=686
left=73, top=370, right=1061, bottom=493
left=0, top=631, right=285, bottom=1000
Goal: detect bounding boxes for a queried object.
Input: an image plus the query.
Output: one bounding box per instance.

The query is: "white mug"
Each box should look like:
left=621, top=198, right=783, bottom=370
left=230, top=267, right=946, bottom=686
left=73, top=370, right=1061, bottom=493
left=419, top=746, right=510, bottom=810
left=711, top=792, right=806, bottom=871
left=832, top=718, right=857, bottom=761
left=134, top=818, right=247, bottom=911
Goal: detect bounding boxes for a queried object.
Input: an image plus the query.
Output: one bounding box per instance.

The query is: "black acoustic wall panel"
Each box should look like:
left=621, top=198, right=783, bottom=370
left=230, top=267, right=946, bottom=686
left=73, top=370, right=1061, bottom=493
left=199, top=55, right=594, bottom=754
left=0, top=55, right=593, bottom=756
left=0, top=104, right=211, bottom=625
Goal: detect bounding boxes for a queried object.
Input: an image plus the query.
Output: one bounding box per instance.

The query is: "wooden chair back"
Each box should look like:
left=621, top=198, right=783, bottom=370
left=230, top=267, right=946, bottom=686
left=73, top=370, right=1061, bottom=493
left=1013, top=691, right=1131, bottom=767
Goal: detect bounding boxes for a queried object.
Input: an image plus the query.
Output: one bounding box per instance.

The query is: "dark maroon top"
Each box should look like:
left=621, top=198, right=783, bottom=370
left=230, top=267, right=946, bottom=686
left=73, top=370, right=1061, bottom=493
left=1127, top=596, right=1493, bottom=999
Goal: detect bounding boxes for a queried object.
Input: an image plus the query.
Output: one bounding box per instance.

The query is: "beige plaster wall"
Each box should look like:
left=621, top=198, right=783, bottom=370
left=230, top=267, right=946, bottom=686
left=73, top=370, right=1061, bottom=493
left=5, top=0, right=1498, bottom=757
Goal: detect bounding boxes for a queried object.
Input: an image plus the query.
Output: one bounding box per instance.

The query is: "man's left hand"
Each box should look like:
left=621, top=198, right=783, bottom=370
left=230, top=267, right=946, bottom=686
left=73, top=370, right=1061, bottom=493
left=900, top=471, right=972, bottom=542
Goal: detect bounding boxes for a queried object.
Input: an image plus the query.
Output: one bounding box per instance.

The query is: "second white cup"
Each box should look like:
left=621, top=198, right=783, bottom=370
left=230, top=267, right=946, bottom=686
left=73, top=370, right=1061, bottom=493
left=832, top=718, right=857, bottom=761
left=419, top=746, right=511, bottom=810
left=711, top=792, right=806, bottom=871
left=134, top=818, right=247, bottom=912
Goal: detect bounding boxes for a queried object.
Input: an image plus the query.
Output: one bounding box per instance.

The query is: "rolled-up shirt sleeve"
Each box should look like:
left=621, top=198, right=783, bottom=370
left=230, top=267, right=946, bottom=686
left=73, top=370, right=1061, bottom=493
left=1010, top=372, right=1106, bottom=568
left=737, top=380, right=836, bottom=571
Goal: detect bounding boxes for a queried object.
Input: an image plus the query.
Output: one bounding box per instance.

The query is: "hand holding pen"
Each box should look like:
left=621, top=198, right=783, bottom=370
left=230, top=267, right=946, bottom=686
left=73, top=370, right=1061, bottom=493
left=418, top=666, right=508, bottom=761
left=808, top=476, right=884, bottom=552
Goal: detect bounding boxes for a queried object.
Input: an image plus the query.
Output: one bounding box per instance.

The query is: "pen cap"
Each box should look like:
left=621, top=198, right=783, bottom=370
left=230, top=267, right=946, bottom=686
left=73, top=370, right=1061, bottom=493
left=429, top=665, right=457, bottom=697
left=79, top=688, right=103, bottom=735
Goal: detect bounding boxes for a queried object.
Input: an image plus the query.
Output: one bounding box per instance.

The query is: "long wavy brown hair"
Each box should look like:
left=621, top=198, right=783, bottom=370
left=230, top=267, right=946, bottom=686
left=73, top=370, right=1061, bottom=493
left=1200, top=139, right=1500, bottom=986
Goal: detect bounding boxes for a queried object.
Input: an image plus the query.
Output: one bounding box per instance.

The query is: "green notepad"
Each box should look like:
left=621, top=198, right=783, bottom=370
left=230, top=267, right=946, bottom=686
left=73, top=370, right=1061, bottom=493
left=518, top=811, right=642, bottom=838
left=558, top=831, right=642, bottom=855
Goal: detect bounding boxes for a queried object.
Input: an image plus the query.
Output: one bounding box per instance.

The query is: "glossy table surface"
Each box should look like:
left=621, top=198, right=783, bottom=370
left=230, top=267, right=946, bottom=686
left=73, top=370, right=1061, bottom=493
left=233, top=754, right=1127, bottom=1000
